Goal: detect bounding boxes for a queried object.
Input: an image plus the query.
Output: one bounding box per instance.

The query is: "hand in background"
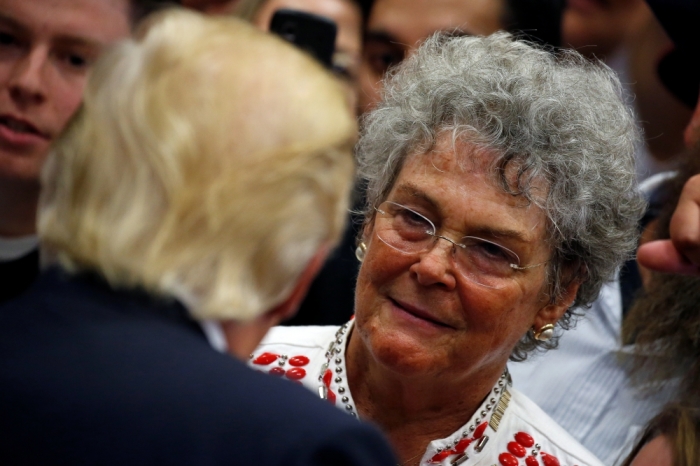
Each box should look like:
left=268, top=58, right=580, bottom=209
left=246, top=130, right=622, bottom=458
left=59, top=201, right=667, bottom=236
left=638, top=174, right=700, bottom=275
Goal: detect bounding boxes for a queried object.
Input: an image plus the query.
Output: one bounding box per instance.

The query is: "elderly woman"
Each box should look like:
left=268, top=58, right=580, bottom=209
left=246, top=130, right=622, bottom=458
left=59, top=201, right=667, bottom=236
left=250, top=32, right=644, bottom=466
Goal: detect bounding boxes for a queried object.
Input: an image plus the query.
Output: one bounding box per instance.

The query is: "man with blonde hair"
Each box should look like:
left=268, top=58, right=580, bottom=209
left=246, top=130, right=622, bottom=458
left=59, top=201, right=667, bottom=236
left=0, top=10, right=395, bottom=465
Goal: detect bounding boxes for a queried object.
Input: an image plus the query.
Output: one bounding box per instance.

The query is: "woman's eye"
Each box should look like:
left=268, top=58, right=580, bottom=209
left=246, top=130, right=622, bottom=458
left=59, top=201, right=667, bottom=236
left=480, top=242, right=507, bottom=259
left=396, top=208, right=431, bottom=229
left=470, top=239, right=515, bottom=264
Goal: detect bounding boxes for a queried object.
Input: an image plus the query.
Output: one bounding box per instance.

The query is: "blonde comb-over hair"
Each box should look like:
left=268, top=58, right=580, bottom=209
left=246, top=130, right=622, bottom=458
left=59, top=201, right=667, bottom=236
left=38, top=9, right=356, bottom=322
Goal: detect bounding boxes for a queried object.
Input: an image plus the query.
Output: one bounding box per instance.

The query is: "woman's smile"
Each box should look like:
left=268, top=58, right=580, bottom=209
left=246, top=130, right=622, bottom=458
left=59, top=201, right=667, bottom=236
left=388, top=296, right=458, bottom=331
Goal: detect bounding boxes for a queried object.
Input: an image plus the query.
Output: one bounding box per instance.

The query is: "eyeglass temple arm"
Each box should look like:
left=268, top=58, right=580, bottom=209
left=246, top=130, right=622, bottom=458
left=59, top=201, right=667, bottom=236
left=510, top=261, right=546, bottom=270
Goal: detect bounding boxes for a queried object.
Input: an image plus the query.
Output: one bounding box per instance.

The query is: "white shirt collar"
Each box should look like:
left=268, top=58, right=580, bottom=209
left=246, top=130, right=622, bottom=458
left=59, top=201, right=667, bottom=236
left=199, top=320, right=228, bottom=353
left=168, top=282, right=228, bottom=354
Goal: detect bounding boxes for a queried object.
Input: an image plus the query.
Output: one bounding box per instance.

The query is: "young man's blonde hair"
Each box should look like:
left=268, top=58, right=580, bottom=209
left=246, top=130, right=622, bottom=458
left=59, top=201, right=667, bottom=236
left=39, top=9, right=356, bottom=322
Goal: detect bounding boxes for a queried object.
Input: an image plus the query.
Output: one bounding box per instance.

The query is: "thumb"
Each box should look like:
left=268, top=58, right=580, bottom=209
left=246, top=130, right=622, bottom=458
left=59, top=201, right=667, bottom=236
left=637, top=240, right=700, bottom=275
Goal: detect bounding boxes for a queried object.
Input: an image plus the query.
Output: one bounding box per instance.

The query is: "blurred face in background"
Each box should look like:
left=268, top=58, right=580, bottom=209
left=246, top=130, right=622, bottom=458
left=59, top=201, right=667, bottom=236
left=686, top=93, right=700, bottom=149
left=253, top=0, right=362, bottom=111
left=0, top=0, right=131, bottom=186
left=562, top=0, right=648, bottom=58
left=358, top=0, right=505, bottom=113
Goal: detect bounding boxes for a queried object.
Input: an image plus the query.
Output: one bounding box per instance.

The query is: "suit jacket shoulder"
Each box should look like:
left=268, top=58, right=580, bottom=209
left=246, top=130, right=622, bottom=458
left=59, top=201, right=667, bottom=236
left=0, top=247, right=39, bottom=303
left=0, top=269, right=395, bottom=466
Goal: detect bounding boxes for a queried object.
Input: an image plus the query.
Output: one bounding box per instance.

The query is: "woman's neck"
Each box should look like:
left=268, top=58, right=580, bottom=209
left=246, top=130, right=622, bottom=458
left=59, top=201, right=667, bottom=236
left=345, top=330, right=505, bottom=464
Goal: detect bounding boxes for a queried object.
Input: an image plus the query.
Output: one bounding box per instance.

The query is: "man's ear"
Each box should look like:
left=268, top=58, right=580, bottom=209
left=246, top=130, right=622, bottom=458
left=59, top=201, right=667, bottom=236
left=532, top=279, right=580, bottom=331
left=221, top=245, right=331, bottom=359
left=265, top=245, right=331, bottom=324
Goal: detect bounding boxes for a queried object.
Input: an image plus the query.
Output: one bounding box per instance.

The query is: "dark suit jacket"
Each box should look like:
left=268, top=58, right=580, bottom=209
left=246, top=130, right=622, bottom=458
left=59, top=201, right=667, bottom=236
left=0, top=268, right=396, bottom=466
left=0, top=248, right=39, bottom=304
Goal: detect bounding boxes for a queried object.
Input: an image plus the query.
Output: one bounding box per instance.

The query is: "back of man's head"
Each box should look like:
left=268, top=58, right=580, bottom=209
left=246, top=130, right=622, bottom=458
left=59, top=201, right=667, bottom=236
left=39, top=9, right=357, bottom=322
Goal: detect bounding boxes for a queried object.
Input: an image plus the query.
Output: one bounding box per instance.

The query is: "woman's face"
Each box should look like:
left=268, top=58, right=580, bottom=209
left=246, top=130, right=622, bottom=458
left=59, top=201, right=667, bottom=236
left=353, top=137, right=570, bottom=382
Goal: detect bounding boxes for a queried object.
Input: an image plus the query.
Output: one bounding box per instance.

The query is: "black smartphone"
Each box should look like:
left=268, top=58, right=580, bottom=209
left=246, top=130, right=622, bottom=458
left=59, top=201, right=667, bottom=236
left=269, top=9, right=337, bottom=69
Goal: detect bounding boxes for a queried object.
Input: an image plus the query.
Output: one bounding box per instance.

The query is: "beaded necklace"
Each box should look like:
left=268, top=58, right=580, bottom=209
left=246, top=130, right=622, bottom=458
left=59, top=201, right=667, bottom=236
left=316, top=320, right=513, bottom=465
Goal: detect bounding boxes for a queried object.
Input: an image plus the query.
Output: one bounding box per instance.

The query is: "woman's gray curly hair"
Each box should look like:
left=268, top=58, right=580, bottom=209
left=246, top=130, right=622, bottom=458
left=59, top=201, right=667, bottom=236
left=356, top=32, right=646, bottom=361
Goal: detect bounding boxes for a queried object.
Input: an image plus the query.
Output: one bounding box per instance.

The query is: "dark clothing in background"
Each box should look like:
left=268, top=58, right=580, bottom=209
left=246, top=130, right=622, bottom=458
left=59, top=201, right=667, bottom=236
left=620, top=176, right=675, bottom=317
left=286, top=214, right=360, bottom=325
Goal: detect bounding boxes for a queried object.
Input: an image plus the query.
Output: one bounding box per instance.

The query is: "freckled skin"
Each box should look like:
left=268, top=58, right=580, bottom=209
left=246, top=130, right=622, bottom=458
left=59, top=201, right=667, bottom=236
left=350, top=136, right=568, bottom=387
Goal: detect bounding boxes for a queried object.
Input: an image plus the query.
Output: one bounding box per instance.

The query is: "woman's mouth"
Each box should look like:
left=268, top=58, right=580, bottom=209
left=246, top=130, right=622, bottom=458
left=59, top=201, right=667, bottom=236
left=390, top=298, right=455, bottom=330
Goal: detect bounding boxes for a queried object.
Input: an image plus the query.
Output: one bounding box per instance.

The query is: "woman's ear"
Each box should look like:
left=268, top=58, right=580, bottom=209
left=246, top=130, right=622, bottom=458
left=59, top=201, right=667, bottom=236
left=361, top=219, right=372, bottom=243
left=360, top=213, right=378, bottom=245
left=532, top=280, right=580, bottom=331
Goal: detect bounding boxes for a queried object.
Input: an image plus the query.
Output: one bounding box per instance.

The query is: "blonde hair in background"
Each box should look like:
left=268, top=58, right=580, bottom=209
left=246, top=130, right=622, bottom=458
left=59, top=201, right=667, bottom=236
left=39, top=8, right=356, bottom=322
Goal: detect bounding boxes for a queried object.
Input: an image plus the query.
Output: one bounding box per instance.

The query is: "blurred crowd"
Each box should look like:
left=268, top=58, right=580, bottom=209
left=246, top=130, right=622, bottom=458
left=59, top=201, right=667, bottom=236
left=1, top=0, right=699, bottom=465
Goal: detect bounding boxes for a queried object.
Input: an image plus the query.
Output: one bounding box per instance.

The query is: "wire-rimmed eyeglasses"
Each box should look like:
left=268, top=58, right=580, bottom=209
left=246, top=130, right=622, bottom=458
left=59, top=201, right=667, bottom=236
left=374, top=201, right=546, bottom=289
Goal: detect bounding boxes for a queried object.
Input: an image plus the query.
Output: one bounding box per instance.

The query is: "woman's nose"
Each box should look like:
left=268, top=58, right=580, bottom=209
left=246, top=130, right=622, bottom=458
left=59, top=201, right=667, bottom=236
left=409, top=239, right=457, bottom=289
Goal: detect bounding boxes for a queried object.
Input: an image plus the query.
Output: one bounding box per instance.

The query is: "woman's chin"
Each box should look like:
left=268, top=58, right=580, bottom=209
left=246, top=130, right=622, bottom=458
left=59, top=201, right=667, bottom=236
left=361, top=320, right=450, bottom=377
left=375, top=348, right=443, bottom=378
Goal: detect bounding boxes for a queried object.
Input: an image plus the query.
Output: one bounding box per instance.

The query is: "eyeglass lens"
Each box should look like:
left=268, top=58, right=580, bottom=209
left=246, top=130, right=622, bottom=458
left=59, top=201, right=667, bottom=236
left=374, top=201, right=524, bottom=289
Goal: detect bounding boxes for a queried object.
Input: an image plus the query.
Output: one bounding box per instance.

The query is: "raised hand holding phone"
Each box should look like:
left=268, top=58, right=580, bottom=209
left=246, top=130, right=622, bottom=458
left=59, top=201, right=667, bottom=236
left=269, top=9, right=337, bottom=69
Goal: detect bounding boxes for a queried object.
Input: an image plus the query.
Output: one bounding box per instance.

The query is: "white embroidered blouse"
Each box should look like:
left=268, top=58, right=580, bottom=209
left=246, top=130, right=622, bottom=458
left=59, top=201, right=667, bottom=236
left=249, top=322, right=604, bottom=466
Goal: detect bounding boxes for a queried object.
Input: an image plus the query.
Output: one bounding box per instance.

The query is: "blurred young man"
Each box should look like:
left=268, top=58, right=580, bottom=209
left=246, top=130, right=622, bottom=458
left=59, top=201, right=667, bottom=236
left=0, top=0, right=139, bottom=303
left=358, top=0, right=564, bottom=113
